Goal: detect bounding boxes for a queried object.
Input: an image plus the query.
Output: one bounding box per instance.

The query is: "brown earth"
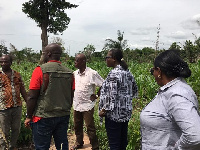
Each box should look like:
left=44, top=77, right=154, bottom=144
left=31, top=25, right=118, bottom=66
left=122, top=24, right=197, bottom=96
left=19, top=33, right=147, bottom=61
left=18, top=132, right=91, bottom=150
left=50, top=132, right=92, bottom=150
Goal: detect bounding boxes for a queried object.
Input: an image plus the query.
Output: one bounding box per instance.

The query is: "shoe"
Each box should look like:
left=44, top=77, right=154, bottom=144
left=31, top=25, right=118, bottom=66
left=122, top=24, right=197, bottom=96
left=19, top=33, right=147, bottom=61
left=70, top=144, right=83, bottom=150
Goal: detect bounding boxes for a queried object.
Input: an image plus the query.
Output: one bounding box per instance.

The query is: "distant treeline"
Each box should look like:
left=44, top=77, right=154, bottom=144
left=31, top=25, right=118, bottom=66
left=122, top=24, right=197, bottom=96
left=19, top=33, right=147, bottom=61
left=1, top=39, right=200, bottom=64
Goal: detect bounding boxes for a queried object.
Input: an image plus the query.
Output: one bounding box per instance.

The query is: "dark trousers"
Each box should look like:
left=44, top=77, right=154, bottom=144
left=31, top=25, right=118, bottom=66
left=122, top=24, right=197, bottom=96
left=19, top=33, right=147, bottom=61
left=74, top=108, right=99, bottom=150
left=105, top=117, right=128, bottom=150
left=31, top=115, right=70, bottom=150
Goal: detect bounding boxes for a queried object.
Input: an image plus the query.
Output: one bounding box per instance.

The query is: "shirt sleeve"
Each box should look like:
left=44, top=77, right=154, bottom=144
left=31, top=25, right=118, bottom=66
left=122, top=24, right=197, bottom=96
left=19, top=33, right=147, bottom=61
left=29, top=66, right=43, bottom=90
left=92, top=71, right=104, bottom=87
left=72, top=74, right=75, bottom=90
left=168, top=95, right=200, bottom=149
left=100, top=73, right=118, bottom=111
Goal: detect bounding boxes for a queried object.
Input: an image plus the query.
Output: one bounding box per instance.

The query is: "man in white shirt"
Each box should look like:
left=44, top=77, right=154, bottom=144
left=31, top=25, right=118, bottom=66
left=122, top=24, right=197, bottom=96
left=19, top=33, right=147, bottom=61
left=71, top=53, right=104, bottom=150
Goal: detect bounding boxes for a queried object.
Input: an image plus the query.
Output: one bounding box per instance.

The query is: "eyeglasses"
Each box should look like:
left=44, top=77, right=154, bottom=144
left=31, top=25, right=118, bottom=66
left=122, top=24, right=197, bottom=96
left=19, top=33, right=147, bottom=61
left=105, top=56, right=112, bottom=60
left=150, top=68, right=155, bottom=75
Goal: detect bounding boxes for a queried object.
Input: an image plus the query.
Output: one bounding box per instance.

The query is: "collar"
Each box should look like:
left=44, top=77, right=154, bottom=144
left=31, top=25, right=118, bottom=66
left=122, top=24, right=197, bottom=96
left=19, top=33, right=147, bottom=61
left=0, top=68, right=13, bottom=74
left=77, top=67, right=88, bottom=76
left=114, top=64, right=122, bottom=69
left=159, top=77, right=182, bottom=92
left=48, top=60, right=61, bottom=64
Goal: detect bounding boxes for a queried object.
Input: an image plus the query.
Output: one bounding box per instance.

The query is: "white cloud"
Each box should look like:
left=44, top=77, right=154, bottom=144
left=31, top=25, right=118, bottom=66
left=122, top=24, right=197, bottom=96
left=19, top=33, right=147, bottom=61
left=141, top=37, right=151, bottom=42
left=166, top=31, right=188, bottom=39
left=192, top=14, right=200, bottom=21
left=129, top=43, right=153, bottom=49
left=181, top=14, right=200, bottom=30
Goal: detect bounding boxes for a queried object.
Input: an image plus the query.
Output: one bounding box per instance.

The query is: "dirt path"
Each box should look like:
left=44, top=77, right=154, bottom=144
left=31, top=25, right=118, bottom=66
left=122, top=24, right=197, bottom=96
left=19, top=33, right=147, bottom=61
left=49, top=132, right=92, bottom=150
left=18, top=132, right=92, bottom=150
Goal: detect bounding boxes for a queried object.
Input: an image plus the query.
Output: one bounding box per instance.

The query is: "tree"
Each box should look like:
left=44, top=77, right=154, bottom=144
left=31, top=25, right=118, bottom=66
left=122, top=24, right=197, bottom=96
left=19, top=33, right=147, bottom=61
left=49, top=36, right=65, bottom=52
left=82, top=44, right=96, bottom=61
left=22, top=0, right=78, bottom=50
left=103, top=30, right=128, bottom=51
left=194, top=37, right=200, bottom=61
left=49, top=36, right=71, bottom=60
left=183, top=40, right=197, bottom=63
left=0, top=40, right=9, bottom=56
left=169, top=42, right=181, bottom=51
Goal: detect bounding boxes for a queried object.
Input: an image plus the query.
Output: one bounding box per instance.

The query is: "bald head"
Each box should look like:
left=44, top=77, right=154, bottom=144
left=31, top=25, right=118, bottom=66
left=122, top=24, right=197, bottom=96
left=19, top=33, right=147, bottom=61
left=0, top=55, right=13, bottom=63
left=41, top=43, right=62, bottom=63
left=45, top=43, right=62, bottom=55
left=76, top=53, right=86, bottom=61
left=0, top=55, right=13, bottom=71
left=74, top=53, right=86, bottom=70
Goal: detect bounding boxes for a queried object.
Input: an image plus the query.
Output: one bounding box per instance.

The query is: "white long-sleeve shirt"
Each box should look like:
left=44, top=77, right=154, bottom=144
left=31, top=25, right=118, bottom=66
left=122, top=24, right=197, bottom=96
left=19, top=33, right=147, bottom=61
left=140, top=77, right=200, bottom=150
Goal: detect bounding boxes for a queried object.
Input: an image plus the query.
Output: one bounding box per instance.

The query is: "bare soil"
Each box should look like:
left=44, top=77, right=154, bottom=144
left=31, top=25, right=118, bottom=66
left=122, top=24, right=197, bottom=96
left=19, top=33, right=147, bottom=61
left=18, top=133, right=92, bottom=150
left=50, top=132, right=91, bottom=150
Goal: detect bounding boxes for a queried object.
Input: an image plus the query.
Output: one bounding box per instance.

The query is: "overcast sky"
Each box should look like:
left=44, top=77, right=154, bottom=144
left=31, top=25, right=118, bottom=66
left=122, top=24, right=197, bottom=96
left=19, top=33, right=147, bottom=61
left=0, top=0, right=200, bottom=56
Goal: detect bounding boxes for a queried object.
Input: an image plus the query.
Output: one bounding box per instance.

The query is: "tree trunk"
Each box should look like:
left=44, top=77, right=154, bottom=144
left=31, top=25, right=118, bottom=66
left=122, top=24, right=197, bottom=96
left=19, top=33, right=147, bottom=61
left=41, top=26, right=48, bottom=51
left=40, top=0, right=49, bottom=51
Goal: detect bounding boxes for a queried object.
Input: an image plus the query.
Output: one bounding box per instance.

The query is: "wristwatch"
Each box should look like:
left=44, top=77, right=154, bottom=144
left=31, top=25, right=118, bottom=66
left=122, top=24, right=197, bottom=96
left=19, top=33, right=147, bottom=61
left=26, top=113, right=32, bottom=119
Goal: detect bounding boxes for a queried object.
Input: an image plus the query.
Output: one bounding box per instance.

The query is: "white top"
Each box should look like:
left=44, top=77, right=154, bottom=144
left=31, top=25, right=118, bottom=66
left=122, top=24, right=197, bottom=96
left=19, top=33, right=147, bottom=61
left=140, top=77, right=200, bottom=150
left=73, top=67, right=104, bottom=112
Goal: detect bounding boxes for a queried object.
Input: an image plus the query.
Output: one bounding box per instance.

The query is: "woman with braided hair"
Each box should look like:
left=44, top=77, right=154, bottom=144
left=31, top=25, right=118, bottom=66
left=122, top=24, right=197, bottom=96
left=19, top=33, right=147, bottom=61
left=99, top=48, right=138, bottom=150
left=140, top=50, right=200, bottom=150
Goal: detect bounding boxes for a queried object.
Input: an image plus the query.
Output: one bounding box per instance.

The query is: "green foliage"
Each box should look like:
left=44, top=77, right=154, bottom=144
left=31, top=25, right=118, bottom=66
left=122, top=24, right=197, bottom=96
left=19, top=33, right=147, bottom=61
left=0, top=41, right=9, bottom=56
left=127, top=110, right=141, bottom=150
left=169, top=42, right=181, bottom=50
left=103, top=30, right=128, bottom=51
left=82, top=44, right=96, bottom=61
left=186, top=63, right=200, bottom=101
left=22, top=0, right=78, bottom=50
left=17, top=104, right=32, bottom=147
left=183, top=40, right=198, bottom=63
left=94, top=105, right=110, bottom=150
left=22, top=0, right=78, bottom=34
left=8, top=43, right=41, bottom=64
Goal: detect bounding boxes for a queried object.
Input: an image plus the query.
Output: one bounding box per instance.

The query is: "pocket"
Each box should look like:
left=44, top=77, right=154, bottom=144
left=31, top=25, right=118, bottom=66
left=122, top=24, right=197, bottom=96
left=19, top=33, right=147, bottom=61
left=36, top=119, right=52, bottom=136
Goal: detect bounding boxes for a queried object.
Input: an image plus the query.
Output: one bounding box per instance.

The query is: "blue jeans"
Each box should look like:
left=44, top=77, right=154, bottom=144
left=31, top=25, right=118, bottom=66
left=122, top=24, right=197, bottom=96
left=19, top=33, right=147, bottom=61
left=105, top=117, right=128, bottom=150
left=31, top=115, right=70, bottom=150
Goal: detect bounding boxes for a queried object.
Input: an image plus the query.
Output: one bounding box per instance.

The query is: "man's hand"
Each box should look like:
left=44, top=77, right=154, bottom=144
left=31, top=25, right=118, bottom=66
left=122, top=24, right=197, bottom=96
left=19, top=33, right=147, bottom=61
left=90, top=94, right=98, bottom=102
left=24, top=118, right=32, bottom=128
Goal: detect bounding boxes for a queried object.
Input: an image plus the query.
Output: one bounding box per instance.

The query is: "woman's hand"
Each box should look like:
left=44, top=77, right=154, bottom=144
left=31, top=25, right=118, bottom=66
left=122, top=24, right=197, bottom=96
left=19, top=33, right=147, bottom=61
left=99, top=109, right=106, bottom=117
